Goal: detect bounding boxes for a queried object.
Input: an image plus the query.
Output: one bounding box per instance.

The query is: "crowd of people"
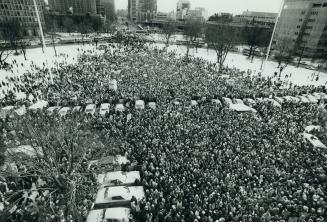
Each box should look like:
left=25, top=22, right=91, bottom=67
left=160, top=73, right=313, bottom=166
left=0, top=33, right=326, bottom=221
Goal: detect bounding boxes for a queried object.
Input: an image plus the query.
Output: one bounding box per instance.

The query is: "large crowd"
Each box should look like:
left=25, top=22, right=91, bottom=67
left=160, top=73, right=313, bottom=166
left=0, top=33, right=326, bottom=222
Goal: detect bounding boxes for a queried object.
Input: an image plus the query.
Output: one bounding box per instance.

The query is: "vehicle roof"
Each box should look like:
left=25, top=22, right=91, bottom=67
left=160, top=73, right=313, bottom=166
left=100, top=103, right=110, bottom=108
left=95, top=186, right=145, bottom=204
left=87, top=208, right=130, bottom=222
left=28, top=100, right=48, bottom=110
left=86, top=104, right=96, bottom=109
left=2, top=106, right=15, bottom=110
left=47, top=106, right=61, bottom=111
left=60, top=107, right=71, bottom=112
left=97, top=171, right=140, bottom=185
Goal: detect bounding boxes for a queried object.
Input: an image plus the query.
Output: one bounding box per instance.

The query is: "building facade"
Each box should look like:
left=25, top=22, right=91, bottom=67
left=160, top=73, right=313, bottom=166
left=128, top=0, right=157, bottom=23
left=101, top=0, right=115, bottom=21
left=0, top=0, right=45, bottom=36
left=274, top=0, right=327, bottom=58
left=188, top=7, right=207, bottom=22
left=235, top=10, right=277, bottom=26
left=48, top=0, right=97, bottom=15
left=176, top=0, right=190, bottom=21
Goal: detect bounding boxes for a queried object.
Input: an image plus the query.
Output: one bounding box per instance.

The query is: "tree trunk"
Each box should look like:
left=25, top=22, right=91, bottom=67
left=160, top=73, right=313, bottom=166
left=248, top=46, right=253, bottom=58
left=186, top=43, right=190, bottom=60
left=51, top=33, right=57, bottom=57
left=297, top=46, right=305, bottom=68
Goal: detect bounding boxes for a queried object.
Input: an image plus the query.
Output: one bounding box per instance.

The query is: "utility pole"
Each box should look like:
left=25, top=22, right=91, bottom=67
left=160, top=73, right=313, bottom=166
left=33, top=0, right=53, bottom=83
left=263, top=0, right=285, bottom=70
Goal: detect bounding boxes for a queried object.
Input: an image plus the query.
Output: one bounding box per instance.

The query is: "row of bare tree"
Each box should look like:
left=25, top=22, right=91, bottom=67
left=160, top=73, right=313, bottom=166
left=161, top=18, right=326, bottom=73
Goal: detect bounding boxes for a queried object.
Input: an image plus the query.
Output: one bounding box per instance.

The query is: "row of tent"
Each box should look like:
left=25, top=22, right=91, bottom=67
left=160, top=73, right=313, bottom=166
left=1, top=92, right=327, bottom=119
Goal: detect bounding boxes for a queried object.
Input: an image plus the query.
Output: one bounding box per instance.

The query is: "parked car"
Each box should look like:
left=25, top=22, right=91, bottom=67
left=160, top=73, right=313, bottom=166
left=97, top=171, right=141, bottom=187
left=85, top=104, right=96, bottom=115
left=99, top=103, right=110, bottom=116
left=93, top=186, right=145, bottom=210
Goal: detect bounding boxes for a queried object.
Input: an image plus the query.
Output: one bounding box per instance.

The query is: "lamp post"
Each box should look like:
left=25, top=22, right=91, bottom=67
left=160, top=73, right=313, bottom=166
left=263, top=0, right=285, bottom=70
left=32, top=0, right=53, bottom=83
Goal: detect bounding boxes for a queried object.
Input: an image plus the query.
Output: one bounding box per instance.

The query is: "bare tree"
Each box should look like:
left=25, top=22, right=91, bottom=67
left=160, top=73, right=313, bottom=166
left=0, top=42, right=12, bottom=68
left=2, top=115, right=103, bottom=220
left=162, top=19, right=176, bottom=47
left=243, top=22, right=272, bottom=61
left=206, top=23, right=238, bottom=72
left=78, top=17, right=94, bottom=46
left=63, top=17, right=75, bottom=33
left=2, top=19, right=24, bottom=55
left=274, top=37, right=294, bottom=74
left=184, top=19, right=202, bottom=60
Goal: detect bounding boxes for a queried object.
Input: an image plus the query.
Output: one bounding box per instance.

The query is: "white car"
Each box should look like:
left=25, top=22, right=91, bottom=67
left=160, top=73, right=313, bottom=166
left=94, top=186, right=145, bottom=210
left=305, top=95, right=318, bottom=103
left=233, top=99, right=244, bottom=105
left=85, top=104, right=96, bottom=115
left=297, top=96, right=310, bottom=103
left=222, top=97, right=233, bottom=107
left=274, top=97, right=284, bottom=104
left=88, top=155, right=130, bottom=171
left=47, top=106, right=61, bottom=115
left=99, top=103, right=110, bottom=116
left=14, top=106, right=26, bottom=116
left=87, top=207, right=130, bottom=222
left=148, top=102, right=156, bottom=109
left=59, top=107, right=71, bottom=117
left=243, top=98, right=256, bottom=106
left=28, top=100, right=48, bottom=111
left=115, top=104, right=125, bottom=112
left=97, top=171, right=141, bottom=187
left=212, top=99, right=222, bottom=106
left=135, top=100, right=145, bottom=110
left=0, top=106, right=15, bottom=119
left=109, top=79, right=118, bottom=91
left=190, top=100, right=198, bottom=106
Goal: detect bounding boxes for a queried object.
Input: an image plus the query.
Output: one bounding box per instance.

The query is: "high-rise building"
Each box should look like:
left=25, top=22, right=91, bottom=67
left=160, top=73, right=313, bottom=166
left=101, top=0, right=115, bottom=21
left=128, top=0, right=157, bottom=23
left=128, top=0, right=138, bottom=22
left=274, top=0, right=327, bottom=58
left=0, top=0, right=45, bottom=36
left=48, top=0, right=97, bottom=15
left=188, top=7, right=207, bottom=22
left=176, top=0, right=190, bottom=21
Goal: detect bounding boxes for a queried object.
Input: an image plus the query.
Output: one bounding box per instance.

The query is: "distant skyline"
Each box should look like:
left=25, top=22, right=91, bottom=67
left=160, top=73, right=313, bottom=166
left=115, top=0, right=283, bottom=15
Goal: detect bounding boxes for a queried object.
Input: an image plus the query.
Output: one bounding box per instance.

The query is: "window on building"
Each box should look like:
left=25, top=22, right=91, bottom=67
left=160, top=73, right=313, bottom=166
left=312, top=3, right=322, bottom=8
left=323, top=3, right=327, bottom=7
left=308, top=19, right=316, bottom=22
left=295, top=32, right=299, bottom=35
left=299, top=19, right=303, bottom=22
left=297, top=25, right=301, bottom=28
left=305, top=26, right=313, bottom=29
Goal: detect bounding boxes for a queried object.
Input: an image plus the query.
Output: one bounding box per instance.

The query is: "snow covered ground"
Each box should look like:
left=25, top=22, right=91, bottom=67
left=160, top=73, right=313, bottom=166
left=163, top=44, right=327, bottom=86
left=0, top=40, right=326, bottom=97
